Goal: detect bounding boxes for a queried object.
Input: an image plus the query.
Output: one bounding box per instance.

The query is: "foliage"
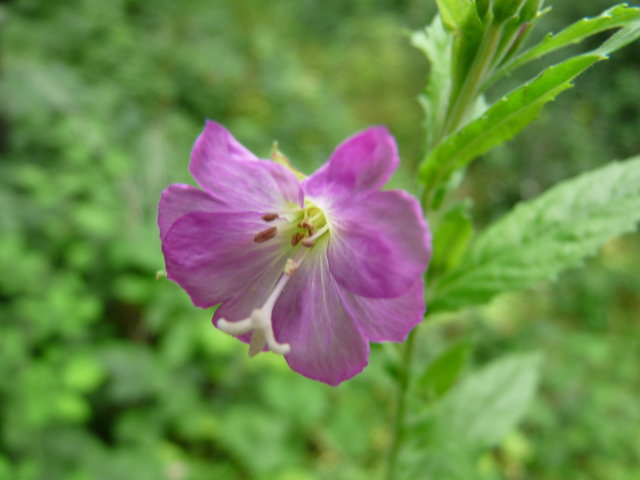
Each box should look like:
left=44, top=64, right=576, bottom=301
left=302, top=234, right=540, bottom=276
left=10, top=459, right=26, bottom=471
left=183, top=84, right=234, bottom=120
left=431, top=156, right=640, bottom=312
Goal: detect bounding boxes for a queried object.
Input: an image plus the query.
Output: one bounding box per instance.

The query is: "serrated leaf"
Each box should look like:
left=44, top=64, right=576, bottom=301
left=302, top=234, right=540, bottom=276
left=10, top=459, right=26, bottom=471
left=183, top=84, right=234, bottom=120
left=497, top=4, right=640, bottom=79
left=434, top=353, right=541, bottom=450
left=419, top=53, right=603, bottom=199
left=430, top=156, right=640, bottom=313
left=417, top=342, right=471, bottom=400
left=595, top=16, right=640, bottom=55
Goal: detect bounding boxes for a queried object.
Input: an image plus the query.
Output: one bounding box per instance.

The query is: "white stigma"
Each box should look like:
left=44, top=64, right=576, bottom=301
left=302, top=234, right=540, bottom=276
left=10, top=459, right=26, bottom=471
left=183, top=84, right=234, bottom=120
left=217, top=259, right=300, bottom=356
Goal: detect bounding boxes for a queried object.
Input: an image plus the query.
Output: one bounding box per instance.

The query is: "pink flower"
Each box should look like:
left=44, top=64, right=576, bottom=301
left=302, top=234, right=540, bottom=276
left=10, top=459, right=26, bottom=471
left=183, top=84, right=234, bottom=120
left=159, top=121, right=431, bottom=385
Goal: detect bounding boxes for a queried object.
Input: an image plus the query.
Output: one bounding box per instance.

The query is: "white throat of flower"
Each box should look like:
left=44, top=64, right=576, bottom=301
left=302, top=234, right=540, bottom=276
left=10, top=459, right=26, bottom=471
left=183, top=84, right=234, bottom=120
left=218, top=198, right=331, bottom=357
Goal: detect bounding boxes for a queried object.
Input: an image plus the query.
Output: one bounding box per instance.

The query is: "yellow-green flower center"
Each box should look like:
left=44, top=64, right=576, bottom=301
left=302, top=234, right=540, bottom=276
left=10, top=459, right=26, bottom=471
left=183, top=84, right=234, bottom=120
left=289, top=199, right=330, bottom=248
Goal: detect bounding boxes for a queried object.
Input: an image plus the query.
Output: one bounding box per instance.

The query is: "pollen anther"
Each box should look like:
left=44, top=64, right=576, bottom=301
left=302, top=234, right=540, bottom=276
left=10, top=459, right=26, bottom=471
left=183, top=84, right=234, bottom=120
left=291, top=232, right=304, bottom=246
left=254, top=226, right=277, bottom=243
left=262, top=213, right=279, bottom=222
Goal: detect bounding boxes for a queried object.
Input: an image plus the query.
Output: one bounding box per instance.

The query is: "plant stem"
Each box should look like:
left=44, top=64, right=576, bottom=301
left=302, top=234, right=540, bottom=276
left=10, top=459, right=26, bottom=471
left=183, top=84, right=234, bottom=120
left=420, top=22, right=504, bottom=211
left=443, top=22, right=503, bottom=135
left=384, top=328, right=417, bottom=480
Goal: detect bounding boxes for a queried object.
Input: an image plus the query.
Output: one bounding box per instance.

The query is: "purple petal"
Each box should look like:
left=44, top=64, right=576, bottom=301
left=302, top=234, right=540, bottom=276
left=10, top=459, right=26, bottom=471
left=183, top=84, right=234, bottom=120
left=327, top=190, right=431, bottom=299
left=163, top=211, right=290, bottom=308
left=305, top=126, right=399, bottom=196
left=272, top=252, right=369, bottom=386
left=341, top=280, right=425, bottom=343
left=190, top=121, right=303, bottom=210
left=158, top=184, right=224, bottom=240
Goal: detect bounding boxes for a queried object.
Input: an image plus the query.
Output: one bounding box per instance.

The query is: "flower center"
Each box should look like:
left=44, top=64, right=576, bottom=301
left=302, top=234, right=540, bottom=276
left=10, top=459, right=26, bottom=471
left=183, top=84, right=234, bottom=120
left=290, top=199, right=330, bottom=248
left=219, top=199, right=332, bottom=356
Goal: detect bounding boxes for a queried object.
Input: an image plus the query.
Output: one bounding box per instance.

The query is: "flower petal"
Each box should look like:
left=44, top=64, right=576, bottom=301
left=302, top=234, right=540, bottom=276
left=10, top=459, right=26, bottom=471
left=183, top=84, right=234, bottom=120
left=341, top=280, right=425, bottom=343
left=327, top=190, right=431, bottom=299
left=305, top=126, right=399, bottom=196
left=163, top=211, right=290, bottom=308
left=190, top=121, right=303, bottom=210
left=272, top=250, right=369, bottom=386
left=158, top=184, right=223, bottom=240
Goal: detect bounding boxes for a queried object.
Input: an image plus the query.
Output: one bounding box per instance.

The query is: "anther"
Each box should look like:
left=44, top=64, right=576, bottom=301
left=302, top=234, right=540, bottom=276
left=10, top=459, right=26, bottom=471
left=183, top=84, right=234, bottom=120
left=301, top=238, right=315, bottom=248
left=291, top=232, right=304, bottom=246
left=262, top=213, right=279, bottom=222
left=254, top=226, right=277, bottom=243
left=299, top=221, right=315, bottom=235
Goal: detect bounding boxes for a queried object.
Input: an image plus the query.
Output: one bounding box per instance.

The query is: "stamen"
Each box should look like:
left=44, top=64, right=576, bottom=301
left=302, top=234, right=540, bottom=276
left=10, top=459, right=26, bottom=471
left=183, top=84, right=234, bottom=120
left=298, top=221, right=315, bottom=236
left=308, top=223, right=330, bottom=242
left=254, top=226, right=277, bottom=243
left=301, top=238, right=315, bottom=248
left=291, top=232, right=304, bottom=246
left=262, top=212, right=279, bottom=222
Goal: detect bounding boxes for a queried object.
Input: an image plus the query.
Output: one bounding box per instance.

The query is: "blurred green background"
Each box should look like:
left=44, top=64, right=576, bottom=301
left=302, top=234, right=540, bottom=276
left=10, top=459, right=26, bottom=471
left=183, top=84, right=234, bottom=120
left=1, top=0, right=639, bottom=479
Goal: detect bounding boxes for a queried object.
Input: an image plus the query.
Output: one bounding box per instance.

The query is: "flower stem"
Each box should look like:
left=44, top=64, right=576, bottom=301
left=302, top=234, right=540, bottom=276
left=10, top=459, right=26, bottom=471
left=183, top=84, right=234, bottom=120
left=384, top=328, right=417, bottom=480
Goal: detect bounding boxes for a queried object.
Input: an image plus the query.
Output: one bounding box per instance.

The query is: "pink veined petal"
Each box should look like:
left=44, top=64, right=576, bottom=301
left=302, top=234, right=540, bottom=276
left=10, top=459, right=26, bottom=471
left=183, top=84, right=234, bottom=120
left=326, top=189, right=431, bottom=299
left=305, top=126, right=399, bottom=197
left=272, top=249, right=370, bottom=386
left=340, top=280, right=425, bottom=343
left=158, top=184, right=225, bottom=240
left=163, top=211, right=290, bottom=309
left=190, top=121, right=304, bottom=210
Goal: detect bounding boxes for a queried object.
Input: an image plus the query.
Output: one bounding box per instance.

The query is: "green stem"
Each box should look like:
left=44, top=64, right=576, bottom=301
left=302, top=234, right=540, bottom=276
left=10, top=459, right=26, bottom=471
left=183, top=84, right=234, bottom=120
left=442, top=22, right=504, bottom=135
left=420, top=22, right=504, bottom=211
left=384, top=329, right=417, bottom=480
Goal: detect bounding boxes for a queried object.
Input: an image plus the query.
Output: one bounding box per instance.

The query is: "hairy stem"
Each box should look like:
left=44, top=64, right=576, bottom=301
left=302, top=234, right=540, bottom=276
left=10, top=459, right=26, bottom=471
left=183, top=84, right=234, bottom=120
left=384, top=328, right=417, bottom=480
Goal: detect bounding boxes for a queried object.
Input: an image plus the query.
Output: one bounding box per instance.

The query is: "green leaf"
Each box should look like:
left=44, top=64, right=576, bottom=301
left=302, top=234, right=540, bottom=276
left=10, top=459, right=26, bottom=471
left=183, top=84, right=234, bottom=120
left=498, top=4, right=640, bottom=78
left=419, top=52, right=603, bottom=198
left=475, top=0, right=491, bottom=21
left=595, top=16, right=640, bottom=55
left=417, top=342, right=471, bottom=400
left=429, top=201, right=474, bottom=278
left=434, top=353, right=541, bottom=449
left=493, top=0, right=526, bottom=22
left=399, top=440, right=476, bottom=480
left=519, top=0, right=544, bottom=23
left=413, top=16, right=453, bottom=148
left=431, top=156, right=640, bottom=313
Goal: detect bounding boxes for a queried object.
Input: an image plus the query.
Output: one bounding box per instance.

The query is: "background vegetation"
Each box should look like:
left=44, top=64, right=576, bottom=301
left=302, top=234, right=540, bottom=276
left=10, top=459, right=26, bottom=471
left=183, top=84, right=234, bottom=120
left=1, top=0, right=638, bottom=479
